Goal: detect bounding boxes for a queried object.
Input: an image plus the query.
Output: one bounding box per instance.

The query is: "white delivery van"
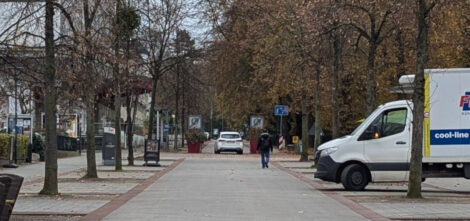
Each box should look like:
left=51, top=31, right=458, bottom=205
left=314, top=68, right=470, bottom=190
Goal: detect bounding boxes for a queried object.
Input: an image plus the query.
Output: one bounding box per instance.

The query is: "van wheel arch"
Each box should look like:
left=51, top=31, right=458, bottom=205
left=336, top=161, right=371, bottom=183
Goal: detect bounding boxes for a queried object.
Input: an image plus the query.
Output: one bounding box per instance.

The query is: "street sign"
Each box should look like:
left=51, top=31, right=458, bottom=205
left=292, top=136, right=299, bottom=144
left=163, top=123, right=169, bottom=132
left=188, top=115, right=202, bottom=129
left=250, top=116, right=264, bottom=128
left=274, top=105, right=288, bottom=116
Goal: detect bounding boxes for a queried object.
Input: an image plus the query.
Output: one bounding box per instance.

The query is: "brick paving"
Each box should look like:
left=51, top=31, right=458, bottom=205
left=97, top=165, right=166, bottom=172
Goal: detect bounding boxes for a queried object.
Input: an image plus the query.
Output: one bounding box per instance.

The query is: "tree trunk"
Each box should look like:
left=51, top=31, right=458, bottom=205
left=408, top=0, right=434, bottom=199
left=85, top=85, right=97, bottom=177
left=148, top=75, right=157, bottom=140
left=300, top=90, right=310, bottom=162
left=114, top=0, right=122, bottom=171
left=174, top=97, right=179, bottom=151
left=126, top=94, right=134, bottom=166
left=366, top=42, right=377, bottom=115
left=124, top=36, right=134, bottom=166
left=332, top=31, right=341, bottom=139
left=396, top=28, right=406, bottom=82
left=313, top=67, right=322, bottom=152
left=33, top=88, right=43, bottom=134
left=83, top=0, right=97, bottom=178
left=40, top=0, right=58, bottom=195
left=181, top=107, right=185, bottom=148
left=181, top=79, right=185, bottom=148
left=114, top=66, right=122, bottom=171
left=174, top=57, right=180, bottom=150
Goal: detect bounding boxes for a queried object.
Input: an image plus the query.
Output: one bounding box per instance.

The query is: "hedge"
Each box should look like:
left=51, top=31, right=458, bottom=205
left=0, top=133, right=29, bottom=161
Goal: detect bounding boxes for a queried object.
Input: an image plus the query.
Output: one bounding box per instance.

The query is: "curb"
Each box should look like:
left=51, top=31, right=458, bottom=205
left=272, top=161, right=391, bottom=221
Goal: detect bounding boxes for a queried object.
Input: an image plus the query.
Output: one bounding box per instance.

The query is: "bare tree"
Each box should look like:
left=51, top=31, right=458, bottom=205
left=137, top=0, right=184, bottom=141
left=407, top=0, right=438, bottom=199
left=113, top=0, right=123, bottom=171
left=82, top=0, right=102, bottom=178
left=343, top=1, right=399, bottom=115
left=40, top=0, right=58, bottom=195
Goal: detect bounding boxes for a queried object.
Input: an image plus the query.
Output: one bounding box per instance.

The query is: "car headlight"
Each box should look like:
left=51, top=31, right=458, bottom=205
left=320, top=147, right=338, bottom=157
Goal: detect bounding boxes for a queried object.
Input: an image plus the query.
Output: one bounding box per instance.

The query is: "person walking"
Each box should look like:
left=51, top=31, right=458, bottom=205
left=257, top=130, right=273, bottom=168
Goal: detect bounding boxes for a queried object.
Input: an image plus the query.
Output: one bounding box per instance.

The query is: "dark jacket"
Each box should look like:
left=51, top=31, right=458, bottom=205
left=256, top=133, right=273, bottom=152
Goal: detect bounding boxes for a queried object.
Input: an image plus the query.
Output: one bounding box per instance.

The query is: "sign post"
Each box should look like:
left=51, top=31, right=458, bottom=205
left=250, top=116, right=264, bottom=129
left=188, top=115, right=202, bottom=129
left=274, top=105, right=288, bottom=149
left=144, top=139, right=160, bottom=167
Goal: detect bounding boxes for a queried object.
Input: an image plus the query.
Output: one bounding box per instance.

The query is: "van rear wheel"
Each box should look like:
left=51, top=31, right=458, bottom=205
left=341, top=164, right=369, bottom=191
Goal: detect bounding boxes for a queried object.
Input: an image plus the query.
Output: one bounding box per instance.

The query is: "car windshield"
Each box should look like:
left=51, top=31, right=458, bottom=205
left=221, top=134, right=240, bottom=139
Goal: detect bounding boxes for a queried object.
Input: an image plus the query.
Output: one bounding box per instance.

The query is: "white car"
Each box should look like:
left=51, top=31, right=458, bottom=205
left=214, top=131, right=243, bottom=154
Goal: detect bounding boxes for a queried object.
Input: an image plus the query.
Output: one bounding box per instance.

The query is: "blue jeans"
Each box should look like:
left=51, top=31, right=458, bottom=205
left=260, top=150, right=270, bottom=168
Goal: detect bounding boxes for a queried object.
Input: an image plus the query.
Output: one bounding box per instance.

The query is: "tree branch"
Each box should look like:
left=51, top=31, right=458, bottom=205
left=346, top=23, right=371, bottom=40
left=53, top=2, right=77, bottom=40
left=376, top=9, right=392, bottom=39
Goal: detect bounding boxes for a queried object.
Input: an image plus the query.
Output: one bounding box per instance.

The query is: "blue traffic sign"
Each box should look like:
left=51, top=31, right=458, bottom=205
left=274, top=105, right=288, bottom=116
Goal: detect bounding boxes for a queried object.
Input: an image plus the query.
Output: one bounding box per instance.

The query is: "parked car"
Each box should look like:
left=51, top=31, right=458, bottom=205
left=214, top=131, right=243, bottom=154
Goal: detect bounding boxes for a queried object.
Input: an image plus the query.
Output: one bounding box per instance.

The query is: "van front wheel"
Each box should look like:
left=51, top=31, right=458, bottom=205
left=341, top=164, right=369, bottom=191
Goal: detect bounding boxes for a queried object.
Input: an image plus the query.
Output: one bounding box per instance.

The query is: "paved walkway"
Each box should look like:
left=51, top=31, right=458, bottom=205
left=6, top=142, right=470, bottom=220
left=279, top=161, right=470, bottom=220
left=1, top=153, right=101, bottom=184
left=1, top=149, right=145, bottom=184
left=102, top=158, right=368, bottom=221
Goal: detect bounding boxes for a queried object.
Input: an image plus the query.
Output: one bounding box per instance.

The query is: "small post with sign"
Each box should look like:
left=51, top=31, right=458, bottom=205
left=274, top=105, right=288, bottom=149
left=188, top=115, right=202, bottom=130
left=250, top=116, right=264, bottom=129
left=144, top=139, right=160, bottom=167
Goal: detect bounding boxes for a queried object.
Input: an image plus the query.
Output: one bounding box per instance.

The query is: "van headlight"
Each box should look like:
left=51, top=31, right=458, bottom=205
left=320, top=147, right=338, bottom=157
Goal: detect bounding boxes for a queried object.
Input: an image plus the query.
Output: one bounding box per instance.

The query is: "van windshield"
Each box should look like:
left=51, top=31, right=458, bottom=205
left=350, top=107, right=381, bottom=136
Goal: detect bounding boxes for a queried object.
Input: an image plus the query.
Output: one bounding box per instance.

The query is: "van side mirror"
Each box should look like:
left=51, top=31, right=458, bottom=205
left=359, top=125, right=380, bottom=141
left=372, top=126, right=380, bottom=138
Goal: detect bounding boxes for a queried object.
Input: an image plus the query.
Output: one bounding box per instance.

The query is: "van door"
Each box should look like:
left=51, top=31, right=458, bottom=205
left=359, top=107, right=410, bottom=181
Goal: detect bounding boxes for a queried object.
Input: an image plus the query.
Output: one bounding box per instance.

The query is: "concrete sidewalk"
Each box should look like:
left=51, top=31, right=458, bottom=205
left=279, top=161, right=470, bottom=220
left=10, top=158, right=176, bottom=221
left=1, top=153, right=101, bottom=184
left=0, top=149, right=145, bottom=184
left=102, top=158, right=369, bottom=221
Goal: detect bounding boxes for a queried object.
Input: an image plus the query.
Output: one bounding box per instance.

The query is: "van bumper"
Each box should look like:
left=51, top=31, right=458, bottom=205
left=314, top=155, right=341, bottom=182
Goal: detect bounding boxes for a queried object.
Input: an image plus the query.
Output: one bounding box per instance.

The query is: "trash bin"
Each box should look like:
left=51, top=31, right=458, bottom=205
left=102, top=128, right=116, bottom=166
left=102, top=143, right=115, bottom=166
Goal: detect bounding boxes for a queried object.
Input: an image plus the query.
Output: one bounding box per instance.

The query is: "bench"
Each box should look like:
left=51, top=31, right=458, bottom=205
left=0, top=174, right=23, bottom=221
